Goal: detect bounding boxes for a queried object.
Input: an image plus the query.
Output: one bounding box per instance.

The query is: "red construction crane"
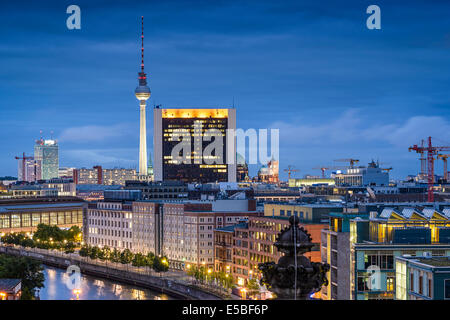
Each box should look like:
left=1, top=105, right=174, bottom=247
left=284, top=166, right=298, bottom=180
left=409, top=136, right=450, bottom=202
left=15, top=152, right=33, bottom=181
left=437, top=154, right=449, bottom=182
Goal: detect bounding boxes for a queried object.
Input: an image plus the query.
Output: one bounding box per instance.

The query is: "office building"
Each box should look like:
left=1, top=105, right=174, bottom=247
left=17, top=157, right=41, bottom=182
left=124, top=180, right=188, bottom=200
left=73, top=167, right=137, bottom=186
left=321, top=210, right=368, bottom=300
left=153, top=107, right=236, bottom=183
left=350, top=207, right=450, bottom=300
left=34, top=138, right=59, bottom=180
left=0, top=198, right=84, bottom=234
left=85, top=200, right=134, bottom=250
left=263, top=202, right=343, bottom=223
left=396, top=255, right=450, bottom=300
left=333, top=160, right=389, bottom=187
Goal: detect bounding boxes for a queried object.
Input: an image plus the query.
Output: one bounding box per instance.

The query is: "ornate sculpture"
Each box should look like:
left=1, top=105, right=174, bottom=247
left=258, top=215, right=330, bottom=300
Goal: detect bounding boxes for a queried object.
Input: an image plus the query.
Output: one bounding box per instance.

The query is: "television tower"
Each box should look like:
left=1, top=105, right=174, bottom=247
left=135, top=16, right=151, bottom=176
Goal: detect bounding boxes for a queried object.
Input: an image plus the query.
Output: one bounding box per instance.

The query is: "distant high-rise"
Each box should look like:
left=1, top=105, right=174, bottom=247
left=134, top=16, right=150, bottom=177
left=153, top=107, right=237, bottom=183
left=17, top=157, right=41, bottom=182
left=34, top=138, right=59, bottom=180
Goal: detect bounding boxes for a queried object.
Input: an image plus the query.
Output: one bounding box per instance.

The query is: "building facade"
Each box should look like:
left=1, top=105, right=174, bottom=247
left=350, top=207, right=450, bottom=300
left=321, top=211, right=368, bottom=300
left=153, top=107, right=237, bottom=183
left=34, top=138, right=59, bottom=180
left=214, top=214, right=326, bottom=287
left=395, top=255, right=450, bottom=300
left=0, top=198, right=84, bottom=234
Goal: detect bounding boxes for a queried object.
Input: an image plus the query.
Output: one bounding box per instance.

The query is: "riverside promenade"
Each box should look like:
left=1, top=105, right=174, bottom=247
left=0, top=244, right=234, bottom=300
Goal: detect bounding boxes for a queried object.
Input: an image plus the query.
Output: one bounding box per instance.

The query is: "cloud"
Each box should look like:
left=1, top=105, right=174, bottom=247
left=62, top=148, right=138, bottom=168
left=270, top=110, right=450, bottom=149
left=58, top=123, right=134, bottom=143
left=362, top=116, right=450, bottom=147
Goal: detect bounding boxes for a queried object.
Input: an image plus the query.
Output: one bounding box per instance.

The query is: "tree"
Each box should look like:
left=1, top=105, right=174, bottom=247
left=152, top=256, right=169, bottom=273
left=101, top=246, right=111, bottom=261
left=110, top=248, right=121, bottom=263
left=0, top=254, right=44, bottom=300
left=246, top=278, right=260, bottom=297
left=89, top=246, right=101, bottom=260
left=120, top=249, right=133, bottom=264
left=78, top=245, right=89, bottom=257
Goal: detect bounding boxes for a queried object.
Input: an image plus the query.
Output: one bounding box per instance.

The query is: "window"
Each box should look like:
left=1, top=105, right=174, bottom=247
left=280, top=210, right=285, bottom=216
left=419, top=274, right=423, bottom=295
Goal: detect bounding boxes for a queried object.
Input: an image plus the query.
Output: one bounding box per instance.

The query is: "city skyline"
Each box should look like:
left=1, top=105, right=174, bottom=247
left=1, top=0, right=450, bottom=180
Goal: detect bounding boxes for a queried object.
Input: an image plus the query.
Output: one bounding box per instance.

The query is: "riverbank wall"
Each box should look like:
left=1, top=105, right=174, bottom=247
left=0, top=245, right=223, bottom=300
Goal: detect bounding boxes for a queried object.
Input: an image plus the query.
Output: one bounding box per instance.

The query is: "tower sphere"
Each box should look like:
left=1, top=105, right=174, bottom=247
left=135, top=85, right=151, bottom=101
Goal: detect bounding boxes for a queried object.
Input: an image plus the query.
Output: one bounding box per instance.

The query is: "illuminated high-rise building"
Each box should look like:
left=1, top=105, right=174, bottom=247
left=135, top=16, right=150, bottom=177
left=153, top=107, right=237, bottom=183
left=17, top=157, right=41, bottom=182
left=34, top=138, right=59, bottom=180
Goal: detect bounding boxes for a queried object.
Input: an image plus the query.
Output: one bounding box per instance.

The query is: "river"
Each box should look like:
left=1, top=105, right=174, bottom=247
left=39, top=265, right=173, bottom=300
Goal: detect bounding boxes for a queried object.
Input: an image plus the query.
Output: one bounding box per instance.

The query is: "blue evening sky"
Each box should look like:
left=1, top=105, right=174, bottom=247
left=1, top=0, right=449, bottom=180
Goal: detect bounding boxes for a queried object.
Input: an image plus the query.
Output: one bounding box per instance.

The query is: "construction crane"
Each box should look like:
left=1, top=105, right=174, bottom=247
left=437, top=154, right=449, bottom=181
left=312, top=167, right=329, bottom=178
left=381, top=167, right=393, bottom=173
left=15, top=152, right=33, bottom=181
left=334, top=158, right=359, bottom=168
left=409, top=136, right=450, bottom=202
left=284, top=166, right=298, bottom=180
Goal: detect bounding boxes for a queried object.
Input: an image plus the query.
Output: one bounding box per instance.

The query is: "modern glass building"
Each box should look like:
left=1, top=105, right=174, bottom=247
left=34, top=138, right=59, bottom=180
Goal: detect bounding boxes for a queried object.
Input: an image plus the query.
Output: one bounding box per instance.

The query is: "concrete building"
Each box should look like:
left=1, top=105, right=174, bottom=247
left=321, top=211, right=368, bottom=300
left=263, top=202, right=343, bottom=223
left=333, top=161, right=389, bottom=187
left=396, top=255, right=450, bottom=300
left=34, top=138, right=59, bottom=180
left=17, top=157, right=41, bottom=182
left=214, top=214, right=326, bottom=288
left=74, top=167, right=137, bottom=186
left=85, top=200, right=134, bottom=250
left=0, top=198, right=84, bottom=234
left=43, top=179, right=76, bottom=197
left=350, top=207, right=450, bottom=300
left=84, top=196, right=258, bottom=270
left=124, top=180, right=188, bottom=200
left=9, top=185, right=58, bottom=198
left=153, top=107, right=237, bottom=183
left=162, top=200, right=257, bottom=269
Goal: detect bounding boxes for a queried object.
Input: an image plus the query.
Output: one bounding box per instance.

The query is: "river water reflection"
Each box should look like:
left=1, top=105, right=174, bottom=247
left=39, top=265, right=173, bottom=300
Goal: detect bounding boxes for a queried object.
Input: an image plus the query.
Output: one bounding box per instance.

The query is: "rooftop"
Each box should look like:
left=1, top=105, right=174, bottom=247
left=0, top=279, right=21, bottom=291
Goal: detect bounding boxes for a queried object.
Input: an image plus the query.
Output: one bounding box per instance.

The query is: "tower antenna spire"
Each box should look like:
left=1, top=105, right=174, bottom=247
left=141, top=15, right=144, bottom=73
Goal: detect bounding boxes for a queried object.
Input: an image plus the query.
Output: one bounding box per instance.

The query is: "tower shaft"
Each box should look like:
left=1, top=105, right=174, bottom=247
left=139, top=101, right=148, bottom=176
